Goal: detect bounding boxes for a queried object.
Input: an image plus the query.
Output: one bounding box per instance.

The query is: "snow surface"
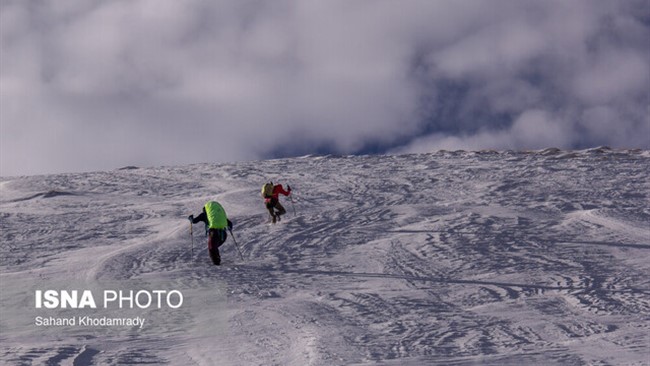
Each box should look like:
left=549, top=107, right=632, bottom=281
left=1, top=149, right=649, bottom=365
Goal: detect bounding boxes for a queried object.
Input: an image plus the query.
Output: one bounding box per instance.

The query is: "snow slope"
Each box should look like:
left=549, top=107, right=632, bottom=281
left=1, top=149, right=649, bottom=365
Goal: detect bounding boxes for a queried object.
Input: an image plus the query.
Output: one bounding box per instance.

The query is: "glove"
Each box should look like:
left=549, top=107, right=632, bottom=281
left=287, top=185, right=291, bottom=192
left=227, top=220, right=233, bottom=231
left=188, top=215, right=194, bottom=222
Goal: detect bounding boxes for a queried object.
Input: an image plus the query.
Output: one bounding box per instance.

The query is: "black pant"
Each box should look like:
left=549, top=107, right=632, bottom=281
left=208, top=229, right=227, bottom=265
left=265, top=198, right=286, bottom=218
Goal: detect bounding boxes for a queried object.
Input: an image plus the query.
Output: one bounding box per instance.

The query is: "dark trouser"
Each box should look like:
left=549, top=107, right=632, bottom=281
left=265, top=198, right=286, bottom=221
left=208, top=229, right=227, bottom=265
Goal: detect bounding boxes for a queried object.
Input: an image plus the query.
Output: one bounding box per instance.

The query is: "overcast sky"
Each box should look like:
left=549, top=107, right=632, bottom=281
left=1, top=0, right=649, bottom=176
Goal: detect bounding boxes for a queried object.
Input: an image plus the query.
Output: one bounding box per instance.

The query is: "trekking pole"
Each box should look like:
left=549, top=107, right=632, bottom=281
left=228, top=228, right=244, bottom=261
left=189, top=221, right=194, bottom=258
left=289, top=194, right=296, bottom=216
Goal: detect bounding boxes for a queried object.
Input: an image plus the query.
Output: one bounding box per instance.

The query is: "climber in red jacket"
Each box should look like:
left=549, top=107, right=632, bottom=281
left=261, top=182, right=291, bottom=224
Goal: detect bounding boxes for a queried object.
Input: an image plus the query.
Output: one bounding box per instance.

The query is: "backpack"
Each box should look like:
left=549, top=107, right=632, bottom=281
left=261, top=183, right=274, bottom=198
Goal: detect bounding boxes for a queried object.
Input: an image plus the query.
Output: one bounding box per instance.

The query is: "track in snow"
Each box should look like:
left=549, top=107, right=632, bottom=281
left=1, top=149, right=649, bottom=365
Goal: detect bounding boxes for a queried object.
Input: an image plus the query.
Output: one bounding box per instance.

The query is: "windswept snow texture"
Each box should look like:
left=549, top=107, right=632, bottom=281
left=1, top=149, right=649, bottom=365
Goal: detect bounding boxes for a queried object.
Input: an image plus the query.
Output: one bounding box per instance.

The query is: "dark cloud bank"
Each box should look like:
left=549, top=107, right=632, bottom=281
left=1, top=0, right=649, bottom=176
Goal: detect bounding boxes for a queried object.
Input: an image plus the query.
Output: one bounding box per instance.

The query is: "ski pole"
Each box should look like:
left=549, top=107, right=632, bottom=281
left=228, top=228, right=244, bottom=261
left=289, top=194, right=296, bottom=216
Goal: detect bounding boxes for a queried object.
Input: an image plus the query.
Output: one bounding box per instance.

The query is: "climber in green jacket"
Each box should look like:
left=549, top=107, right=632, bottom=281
left=188, top=201, right=233, bottom=265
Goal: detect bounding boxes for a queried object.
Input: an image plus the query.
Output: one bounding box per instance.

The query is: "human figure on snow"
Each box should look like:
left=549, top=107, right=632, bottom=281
left=261, top=182, right=291, bottom=223
left=188, top=201, right=233, bottom=265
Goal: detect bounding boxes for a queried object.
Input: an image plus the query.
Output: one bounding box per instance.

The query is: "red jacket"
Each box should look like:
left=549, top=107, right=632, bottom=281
left=265, top=184, right=290, bottom=203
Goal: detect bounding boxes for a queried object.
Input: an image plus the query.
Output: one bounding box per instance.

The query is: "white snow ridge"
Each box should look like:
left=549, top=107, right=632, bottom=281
left=1, top=149, right=649, bottom=365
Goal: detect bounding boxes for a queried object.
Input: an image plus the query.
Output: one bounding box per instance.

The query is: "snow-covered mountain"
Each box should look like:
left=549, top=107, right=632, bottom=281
left=1, top=149, right=649, bottom=365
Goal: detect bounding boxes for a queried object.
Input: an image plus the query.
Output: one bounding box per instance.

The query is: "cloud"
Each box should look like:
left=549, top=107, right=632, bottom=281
left=1, top=0, right=648, bottom=176
left=398, top=0, right=650, bottom=153
left=391, top=109, right=571, bottom=152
